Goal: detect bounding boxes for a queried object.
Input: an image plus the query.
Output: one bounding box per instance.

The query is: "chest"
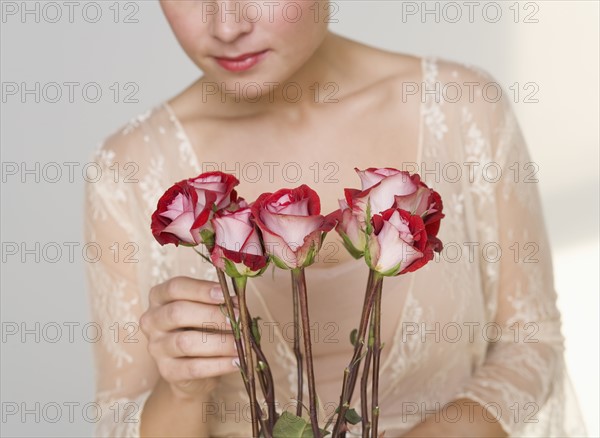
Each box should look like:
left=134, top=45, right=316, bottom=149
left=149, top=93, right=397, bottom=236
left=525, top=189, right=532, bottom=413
left=182, top=100, right=422, bottom=215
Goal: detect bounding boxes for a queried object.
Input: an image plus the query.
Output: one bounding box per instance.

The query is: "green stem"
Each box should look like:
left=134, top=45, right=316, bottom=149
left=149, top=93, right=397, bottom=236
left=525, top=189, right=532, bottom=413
left=235, top=276, right=260, bottom=438
left=215, top=269, right=248, bottom=380
left=291, top=271, right=304, bottom=417
left=332, top=270, right=379, bottom=437
left=323, top=367, right=348, bottom=433
left=193, top=246, right=213, bottom=265
left=246, top=307, right=278, bottom=433
left=371, top=279, right=383, bottom=438
left=217, top=270, right=270, bottom=436
left=346, top=270, right=376, bottom=397
left=360, top=312, right=375, bottom=438
left=231, top=279, right=276, bottom=437
left=292, top=268, right=321, bottom=438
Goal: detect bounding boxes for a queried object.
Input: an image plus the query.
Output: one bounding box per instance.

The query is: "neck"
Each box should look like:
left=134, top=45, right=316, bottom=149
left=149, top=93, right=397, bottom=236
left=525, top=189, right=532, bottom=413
left=196, top=32, right=360, bottom=117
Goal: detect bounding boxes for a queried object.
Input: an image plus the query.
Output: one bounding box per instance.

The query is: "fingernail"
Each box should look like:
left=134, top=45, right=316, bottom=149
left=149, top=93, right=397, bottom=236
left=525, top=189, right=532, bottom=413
left=210, top=286, right=224, bottom=301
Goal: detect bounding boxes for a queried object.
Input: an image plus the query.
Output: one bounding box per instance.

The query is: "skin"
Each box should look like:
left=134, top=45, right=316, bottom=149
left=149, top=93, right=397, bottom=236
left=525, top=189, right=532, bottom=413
left=140, top=1, right=508, bottom=436
left=139, top=277, right=240, bottom=437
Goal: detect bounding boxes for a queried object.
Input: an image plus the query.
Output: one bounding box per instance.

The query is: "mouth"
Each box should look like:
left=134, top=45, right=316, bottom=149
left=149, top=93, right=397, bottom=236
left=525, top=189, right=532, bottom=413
left=213, top=50, right=270, bottom=72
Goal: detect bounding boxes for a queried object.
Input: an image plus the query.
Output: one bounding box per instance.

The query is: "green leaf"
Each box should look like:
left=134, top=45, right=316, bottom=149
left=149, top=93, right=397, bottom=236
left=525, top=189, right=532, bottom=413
left=378, top=261, right=402, bottom=277
left=302, top=243, right=317, bottom=267
left=271, top=255, right=291, bottom=270
left=320, top=231, right=328, bottom=246
left=273, top=412, right=307, bottom=438
left=272, top=412, right=329, bottom=438
left=250, top=262, right=270, bottom=278
left=344, top=408, right=362, bottom=425
left=349, top=329, right=358, bottom=346
left=339, top=233, right=364, bottom=259
left=251, top=317, right=262, bottom=345
left=364, top=236, right=374, bottom=270
left=199, top=229, right=215, bottom=249
left=365, top=198, right=373, bottom=235
left=223, top=258, right=241, bottom=278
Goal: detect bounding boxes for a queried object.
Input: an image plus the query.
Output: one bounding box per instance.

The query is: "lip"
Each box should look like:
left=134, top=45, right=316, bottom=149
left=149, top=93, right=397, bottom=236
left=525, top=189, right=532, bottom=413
left=213, top=50, right=269, bottom=72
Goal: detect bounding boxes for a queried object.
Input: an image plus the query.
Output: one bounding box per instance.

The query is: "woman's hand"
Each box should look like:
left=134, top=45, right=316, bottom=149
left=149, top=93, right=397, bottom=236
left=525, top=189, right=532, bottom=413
left=140, top=276, right=240, bottom=400
left=402, top=398, right=508, bottom=437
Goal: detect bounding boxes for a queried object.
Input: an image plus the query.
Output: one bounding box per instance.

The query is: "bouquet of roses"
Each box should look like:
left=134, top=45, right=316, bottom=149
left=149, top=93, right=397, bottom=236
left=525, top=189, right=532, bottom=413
left=151, top=167, right=444, bottom=438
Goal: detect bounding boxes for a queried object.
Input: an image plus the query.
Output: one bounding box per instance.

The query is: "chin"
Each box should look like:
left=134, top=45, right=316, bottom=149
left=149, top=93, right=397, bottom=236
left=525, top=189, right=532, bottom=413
left=199, top=43, right=321, bottom=101
left=199, top=78, right=270, bottom=103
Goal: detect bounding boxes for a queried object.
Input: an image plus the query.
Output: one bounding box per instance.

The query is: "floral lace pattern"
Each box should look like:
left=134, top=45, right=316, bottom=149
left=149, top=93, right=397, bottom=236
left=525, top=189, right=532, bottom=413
left=84, top=56, right=586, bottom=437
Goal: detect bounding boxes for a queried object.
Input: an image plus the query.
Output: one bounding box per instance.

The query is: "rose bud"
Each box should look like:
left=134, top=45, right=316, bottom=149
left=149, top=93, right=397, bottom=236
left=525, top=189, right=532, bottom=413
left=210, top=207, right=269, bottom=278
left=345, top=167, right=420, bottom=224
left=251, top=185, right=336, bottom=269
left=365, top=207, right=434, bottom=276
left=151, top=180, right=216, bottom=246
left=335, top=199, right=366, bottom=259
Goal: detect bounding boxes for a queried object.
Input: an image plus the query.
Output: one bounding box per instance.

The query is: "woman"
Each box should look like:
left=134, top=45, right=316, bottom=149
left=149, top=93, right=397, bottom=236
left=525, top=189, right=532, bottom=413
left=84, top=1, right=585, bottom=436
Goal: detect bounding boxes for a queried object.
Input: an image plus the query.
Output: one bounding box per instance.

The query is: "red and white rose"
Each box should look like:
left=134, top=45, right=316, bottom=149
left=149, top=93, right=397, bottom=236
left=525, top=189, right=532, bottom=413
left=151, top=171, right=240, bottom=248
left=366, top=207, right=433, bottom=276
left=189, top=171, right=240, bottom=211
left=151, top=180, right=211, bottom=246
left=335, top=199, right=366, bottom=259
left=345, top=167, right=419, bottom=224
left=336, top=167, right=444, bottom=270
left=210, top=207, right=269, bottom=277
left=150, top=167, right=446, bottom=437
left=393, top=173, right=444, bottom=252
left=252, top=185, right=336, bottom=269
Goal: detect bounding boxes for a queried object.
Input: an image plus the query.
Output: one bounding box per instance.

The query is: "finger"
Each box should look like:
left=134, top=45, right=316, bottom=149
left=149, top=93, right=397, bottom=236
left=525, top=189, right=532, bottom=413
left=150, top=276, right=236, bottom=306
left=161, top=356, right=240, bottom=382
left=155, top=300, right=239, bottom=331
left=158, top=330, right=238, bottom=358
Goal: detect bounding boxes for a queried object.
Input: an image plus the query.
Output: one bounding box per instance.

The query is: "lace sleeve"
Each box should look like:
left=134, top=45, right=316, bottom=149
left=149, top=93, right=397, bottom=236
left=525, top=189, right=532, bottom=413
left=84, top=136, right=160, bottom=437
left=453, top=67, right=585, bottom=436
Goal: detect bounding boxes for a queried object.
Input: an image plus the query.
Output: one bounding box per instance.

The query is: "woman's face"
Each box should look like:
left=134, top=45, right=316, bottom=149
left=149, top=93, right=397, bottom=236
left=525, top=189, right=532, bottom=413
left=160, top=1, right=330, bottom=98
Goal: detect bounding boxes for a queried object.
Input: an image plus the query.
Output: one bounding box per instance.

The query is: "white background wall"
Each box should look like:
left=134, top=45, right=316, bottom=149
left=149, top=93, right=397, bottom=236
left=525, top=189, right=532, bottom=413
left=1, top=1, right=598, bottom=436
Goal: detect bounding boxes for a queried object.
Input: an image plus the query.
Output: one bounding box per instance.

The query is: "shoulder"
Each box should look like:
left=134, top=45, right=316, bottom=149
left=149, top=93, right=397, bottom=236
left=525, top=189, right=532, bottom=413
left=91, top=103, right=169, bottom=167
left=348, top=45, right=503, bottom=108
left=85, top=103, right=172, bottom=211
left=423, top=56, right=510, bottom=110
left=345, top=44, right=424, bottom=100
left=425, top=56, right=498, bottom=84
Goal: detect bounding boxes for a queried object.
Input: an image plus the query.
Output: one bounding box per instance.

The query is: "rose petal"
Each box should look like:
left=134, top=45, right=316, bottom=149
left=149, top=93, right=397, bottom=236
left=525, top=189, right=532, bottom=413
left=261, top=211, right=324, bottom=252
left=162, top=211, right=197, bottom=244
left=373, top=221, right=423, bottom=273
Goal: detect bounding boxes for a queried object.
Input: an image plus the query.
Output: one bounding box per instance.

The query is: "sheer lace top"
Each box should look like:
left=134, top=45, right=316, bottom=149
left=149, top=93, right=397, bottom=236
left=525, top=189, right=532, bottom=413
left=84, top=56, right=585, bottom=437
